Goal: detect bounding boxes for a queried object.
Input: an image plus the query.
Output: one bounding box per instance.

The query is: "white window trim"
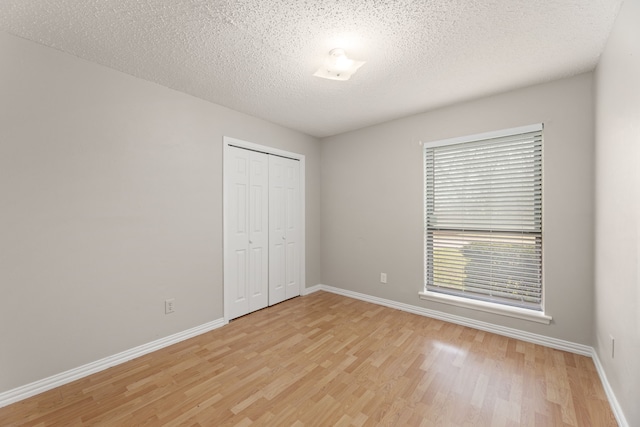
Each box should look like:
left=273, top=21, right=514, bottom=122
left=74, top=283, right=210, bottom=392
left=419, top=290, right=552, bottom=324
left=422, top=123, right=551, bottom=324
left=423, top=123, right=543, bottom=149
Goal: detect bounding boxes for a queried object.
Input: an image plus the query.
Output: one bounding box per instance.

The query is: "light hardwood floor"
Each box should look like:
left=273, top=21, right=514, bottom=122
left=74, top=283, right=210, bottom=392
left=0, top=291, right=616, bottom=426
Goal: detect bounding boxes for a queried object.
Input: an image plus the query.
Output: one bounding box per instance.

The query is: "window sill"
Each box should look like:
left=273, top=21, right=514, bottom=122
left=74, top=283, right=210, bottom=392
left=418, top=291, right=552, bottom=325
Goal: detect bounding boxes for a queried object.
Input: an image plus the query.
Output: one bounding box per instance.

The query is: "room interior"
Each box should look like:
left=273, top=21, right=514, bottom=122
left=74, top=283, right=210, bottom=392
left=0, top=0, right=638, bottom=425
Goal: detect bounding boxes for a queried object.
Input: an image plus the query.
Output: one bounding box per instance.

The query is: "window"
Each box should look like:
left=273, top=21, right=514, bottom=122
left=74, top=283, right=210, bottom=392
left=423, top=124, right=543, bottom=312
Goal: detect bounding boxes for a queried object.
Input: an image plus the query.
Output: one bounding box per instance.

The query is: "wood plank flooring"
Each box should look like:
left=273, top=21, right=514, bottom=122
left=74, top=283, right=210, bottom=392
left=0, top=291, right=617, bottom=426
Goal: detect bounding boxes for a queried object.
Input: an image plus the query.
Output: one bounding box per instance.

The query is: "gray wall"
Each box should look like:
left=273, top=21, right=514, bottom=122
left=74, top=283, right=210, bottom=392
left=594, top=0, right=640, bottom=424
left=0, top=32, right=321, bottom=393
left=321, top=73, right=595, bottom=345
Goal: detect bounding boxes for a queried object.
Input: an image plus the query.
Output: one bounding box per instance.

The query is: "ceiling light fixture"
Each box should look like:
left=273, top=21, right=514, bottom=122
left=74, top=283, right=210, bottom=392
left=313, top=48, right=365, bottom=81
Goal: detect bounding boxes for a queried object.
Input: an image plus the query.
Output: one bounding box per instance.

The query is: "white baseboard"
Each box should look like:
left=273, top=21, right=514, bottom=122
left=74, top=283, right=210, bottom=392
left=315, top=284, right=591, bottom=355
left=302, top=284, right=323, bottom=295
left=0, top=318, right=227, bottom=409
left=312, top=284, right=628, bottom=426
left=591, top=349, right=629, bottom=427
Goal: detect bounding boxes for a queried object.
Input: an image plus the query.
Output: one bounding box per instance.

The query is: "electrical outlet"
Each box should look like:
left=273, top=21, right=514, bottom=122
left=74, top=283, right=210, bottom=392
left=610, top=335, right=615, bottom=358
left=380, top=273, right=387, bottom=284
left=165, top=298, right=175, bottom=314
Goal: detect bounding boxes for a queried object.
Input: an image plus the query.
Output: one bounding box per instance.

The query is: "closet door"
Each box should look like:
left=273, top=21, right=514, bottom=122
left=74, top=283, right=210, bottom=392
left=269, top=155, right=300, bottom=305
left=225, top=147, right=269, bottom=320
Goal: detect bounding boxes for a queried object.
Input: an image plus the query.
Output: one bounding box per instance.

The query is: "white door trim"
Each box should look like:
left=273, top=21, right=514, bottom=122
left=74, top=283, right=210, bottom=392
left=223, top=136, right=306, bottom=322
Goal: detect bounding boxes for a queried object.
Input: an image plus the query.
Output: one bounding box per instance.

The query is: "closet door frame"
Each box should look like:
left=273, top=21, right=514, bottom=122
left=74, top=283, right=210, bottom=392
left=222, top=136, right=306, bottom=322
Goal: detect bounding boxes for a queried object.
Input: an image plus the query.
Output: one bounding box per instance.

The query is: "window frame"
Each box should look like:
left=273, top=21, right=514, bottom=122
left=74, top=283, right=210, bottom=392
left=419, top=124, right=552, bottom=325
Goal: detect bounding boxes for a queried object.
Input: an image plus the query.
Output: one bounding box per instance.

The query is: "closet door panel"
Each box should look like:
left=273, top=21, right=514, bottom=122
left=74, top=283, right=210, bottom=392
left=284, top=159, right=301, bottom=299
left=270, top=156, right=300, bottom=304
left=224, top=147, right=250, bottom=320
left=269, top=158, right=286, bottom=305
left=248, top=152, right=269, bottom=312
left=225, top=148, right=269, bottom=319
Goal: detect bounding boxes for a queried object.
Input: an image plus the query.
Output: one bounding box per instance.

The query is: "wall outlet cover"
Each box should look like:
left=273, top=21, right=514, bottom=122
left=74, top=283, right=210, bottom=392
left=165, top=299, right=175, bottom=314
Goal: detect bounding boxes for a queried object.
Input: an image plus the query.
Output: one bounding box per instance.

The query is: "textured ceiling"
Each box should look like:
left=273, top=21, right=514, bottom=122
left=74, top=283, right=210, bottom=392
left=0, top=0, right=622, bottom=137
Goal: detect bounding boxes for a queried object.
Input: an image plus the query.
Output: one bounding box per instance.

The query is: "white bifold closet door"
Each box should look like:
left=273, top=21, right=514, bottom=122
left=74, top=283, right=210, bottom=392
left=268, top=155, right=301, bottom=306
left=225, top=147, right=269, bottom=320
left=225, top=145, right=301, bottom=321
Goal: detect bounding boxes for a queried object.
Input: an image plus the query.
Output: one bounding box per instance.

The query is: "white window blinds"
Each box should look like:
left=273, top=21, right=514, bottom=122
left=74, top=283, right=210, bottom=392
left=424, top=125, right=543, bottom=310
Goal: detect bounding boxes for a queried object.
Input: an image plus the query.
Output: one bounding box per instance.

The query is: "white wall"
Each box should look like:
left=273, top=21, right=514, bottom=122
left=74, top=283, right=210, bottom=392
left=594, top=0, right=640, bottom=424
left=0, top=31, right=321, bottom=393
left=321, top=73, right=595, bottom=344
